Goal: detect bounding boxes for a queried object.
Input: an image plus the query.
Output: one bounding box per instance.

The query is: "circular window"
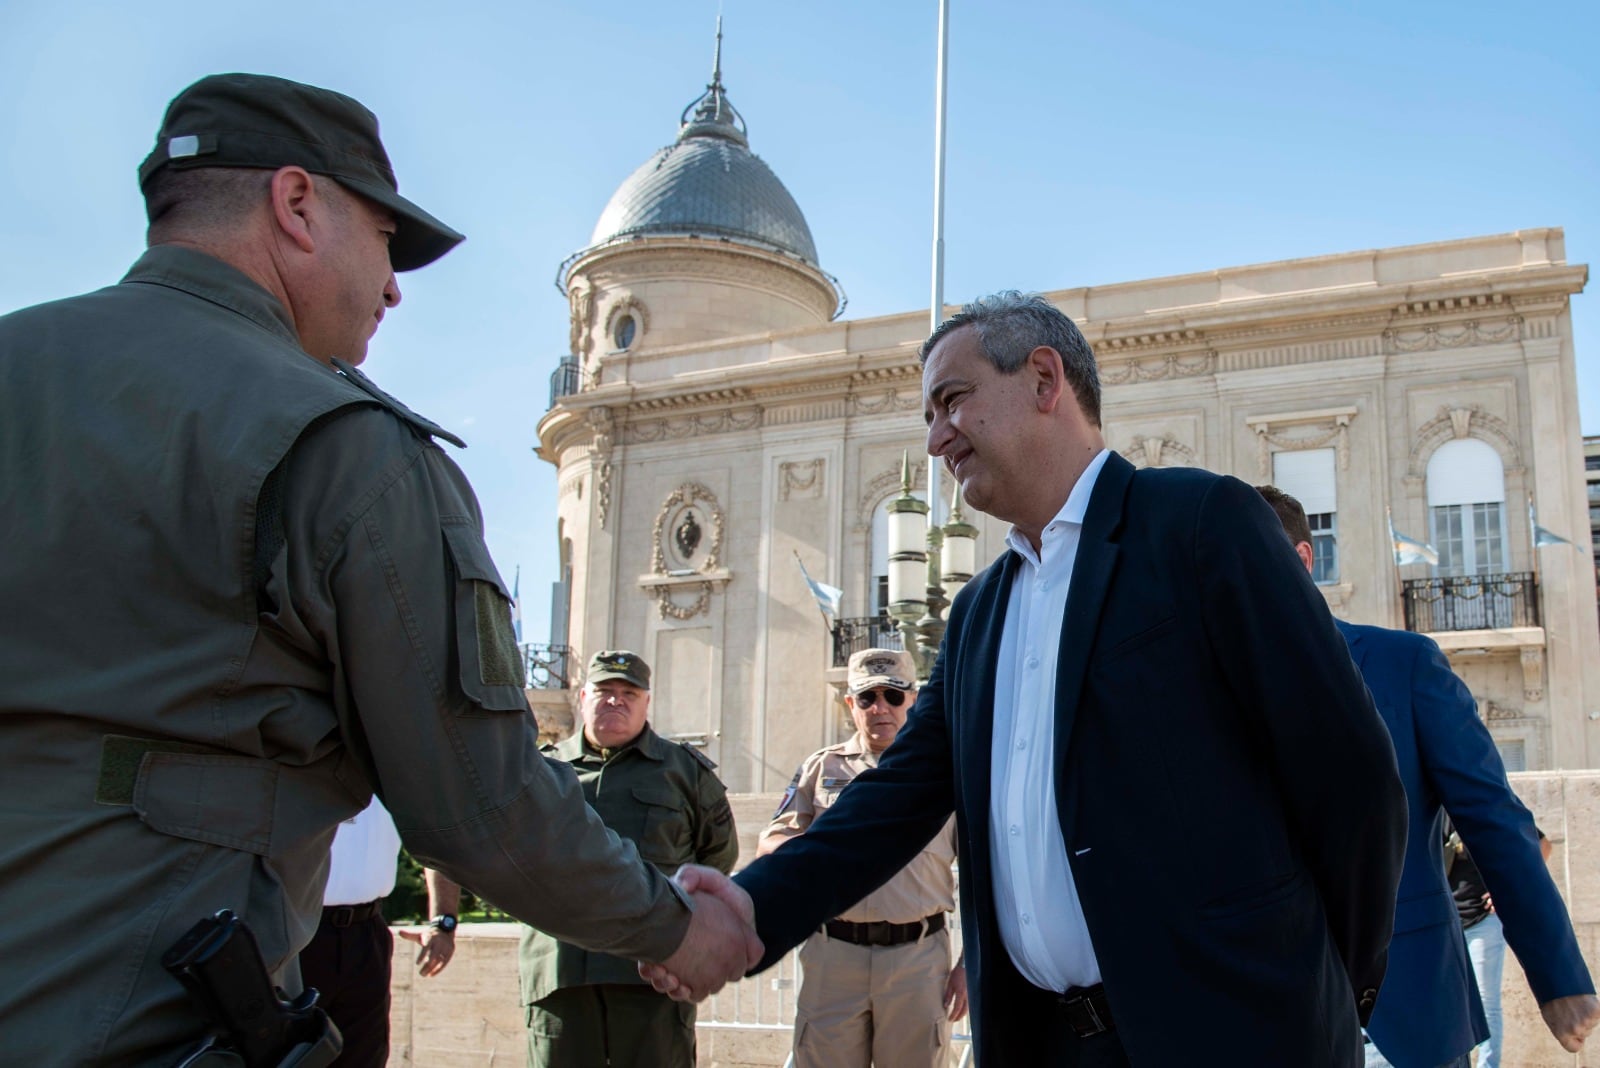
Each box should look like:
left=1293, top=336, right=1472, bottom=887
left=613, top=314, right=637, bottom=351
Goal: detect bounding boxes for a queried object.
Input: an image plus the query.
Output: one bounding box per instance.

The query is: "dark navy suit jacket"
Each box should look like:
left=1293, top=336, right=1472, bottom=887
left=736, top=455, right=1407, bottom=1066
left=1342, top=620, right=1593, bottom=1068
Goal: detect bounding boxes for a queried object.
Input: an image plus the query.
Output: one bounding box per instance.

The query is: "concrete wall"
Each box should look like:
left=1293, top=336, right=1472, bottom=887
left=389, top=778, right=1600, bottom=1066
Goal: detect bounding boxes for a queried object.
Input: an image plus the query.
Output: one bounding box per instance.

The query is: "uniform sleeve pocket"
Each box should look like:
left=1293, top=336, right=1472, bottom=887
left=442, top=522, right=528, bottom=712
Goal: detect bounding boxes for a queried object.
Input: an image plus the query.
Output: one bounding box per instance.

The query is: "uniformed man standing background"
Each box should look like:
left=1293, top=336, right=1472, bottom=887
left=521, top=650, right=740, bottom=1067
left=0, top=73, right=755, bottom=1064
left=760, top=648, right=966, bottom=1067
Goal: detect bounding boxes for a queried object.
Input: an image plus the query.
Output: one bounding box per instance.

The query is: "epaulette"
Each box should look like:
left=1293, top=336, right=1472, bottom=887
left=331, top=358, right=467, bottom=449
left=679, top=741, right=718, bottom=772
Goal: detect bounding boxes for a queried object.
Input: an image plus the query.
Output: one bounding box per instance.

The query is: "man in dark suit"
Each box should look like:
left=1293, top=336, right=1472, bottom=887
left=647, top=291, right=1407, bottom=1066
left=1258, top=486, right=1598, bottom=1068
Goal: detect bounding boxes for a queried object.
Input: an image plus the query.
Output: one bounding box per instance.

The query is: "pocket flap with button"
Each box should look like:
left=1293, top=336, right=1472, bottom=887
left=632, top=786, right=690, bottom=865
left=442, top=522, right=527, bottom=712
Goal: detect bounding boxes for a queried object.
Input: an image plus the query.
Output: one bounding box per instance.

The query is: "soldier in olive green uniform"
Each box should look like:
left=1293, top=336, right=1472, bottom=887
left=0, top=75, right=753, bottom=1066
left=760, top=649, right=966, bottom=1068
left=522, top=651, right=740, bottom=1068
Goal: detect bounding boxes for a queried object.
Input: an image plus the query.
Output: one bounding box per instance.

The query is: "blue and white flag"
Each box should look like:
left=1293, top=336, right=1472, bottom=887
left=1388, top=509, right=1439, bottom=567
left=794, top=553, right=842, bottom=619
left=1529, top=498, right=1577, bottom=550
left=511, top=565, right=523, bottom=643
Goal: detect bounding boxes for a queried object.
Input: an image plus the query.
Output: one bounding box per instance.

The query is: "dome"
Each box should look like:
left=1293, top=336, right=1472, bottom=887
left=585, top=37, right=820, bottom=266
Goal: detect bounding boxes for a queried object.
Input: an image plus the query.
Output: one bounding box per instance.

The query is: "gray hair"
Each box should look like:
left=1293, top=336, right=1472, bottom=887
left=919, top=290, right=1101, bottom=427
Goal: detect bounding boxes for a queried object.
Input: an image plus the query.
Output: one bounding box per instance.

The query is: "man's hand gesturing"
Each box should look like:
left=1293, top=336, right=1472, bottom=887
left=639, top=864, right=761, bottom=1001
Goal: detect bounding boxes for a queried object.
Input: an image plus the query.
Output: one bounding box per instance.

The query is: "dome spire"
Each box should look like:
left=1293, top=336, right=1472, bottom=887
left=679, top=16, right=747, bottom=147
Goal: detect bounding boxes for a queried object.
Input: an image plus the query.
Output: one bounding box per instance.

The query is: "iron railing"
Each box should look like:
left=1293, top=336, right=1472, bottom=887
left=522, top=643, right=572, bottom=689
left=830, top=616, right=903, bottom=667
left=548, top=357, right=581, bottom=408
left=1402, top=572, right=1540, bottom=633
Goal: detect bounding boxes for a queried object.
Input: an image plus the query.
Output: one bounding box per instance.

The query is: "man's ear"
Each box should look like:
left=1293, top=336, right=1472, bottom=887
left=269, top=166, right=319, bottom=255
left=1295, top=541, right=1316, bottom=574
left=1028, top=345, right=1067, bottom=414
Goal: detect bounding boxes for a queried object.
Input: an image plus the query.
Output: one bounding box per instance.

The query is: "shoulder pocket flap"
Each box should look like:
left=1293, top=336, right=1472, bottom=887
left=443, top=522, right=511, bottom=599
left=132, top=752, right=278, bottom=857
left=442, top=522, right=526, bottom=710
left=1392, top=888, right=1457, bottom=934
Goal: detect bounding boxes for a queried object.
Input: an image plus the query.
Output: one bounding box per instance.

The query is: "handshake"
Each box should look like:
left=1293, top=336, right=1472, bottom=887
left=639, top=865, right=762, bottom=1002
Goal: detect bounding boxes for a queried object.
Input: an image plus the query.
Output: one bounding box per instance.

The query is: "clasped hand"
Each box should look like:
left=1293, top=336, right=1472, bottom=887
left=638, top=864, right=761, bottom=1002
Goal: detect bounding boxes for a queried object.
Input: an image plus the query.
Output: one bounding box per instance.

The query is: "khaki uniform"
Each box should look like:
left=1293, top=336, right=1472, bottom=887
left=0, top=248, right=689, bottom=1065
left=761, top=732, right=958, bottom=1068
left=521, top=726, right=738, bottom=1067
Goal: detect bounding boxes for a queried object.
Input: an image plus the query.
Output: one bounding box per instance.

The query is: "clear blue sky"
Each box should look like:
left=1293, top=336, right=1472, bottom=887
left=4, top=1, right=1596, bottom=644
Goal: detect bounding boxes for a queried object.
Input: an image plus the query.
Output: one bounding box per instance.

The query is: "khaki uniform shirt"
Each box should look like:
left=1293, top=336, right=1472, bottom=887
left=761, top=732, right=957, bottom=924
left=0, top=247, right=689, bottom=1064
left=519, top=725, right=739, bottom=1004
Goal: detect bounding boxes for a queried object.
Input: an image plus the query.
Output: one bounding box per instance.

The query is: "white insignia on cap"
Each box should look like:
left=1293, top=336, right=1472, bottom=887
left=864, top=655, right=897, bottom=676
left=168, top=135, right=201, bottom=159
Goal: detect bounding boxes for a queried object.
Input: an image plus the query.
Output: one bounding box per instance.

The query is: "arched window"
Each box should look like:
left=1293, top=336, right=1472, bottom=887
left=1426, top=438, right=1507, bottom=576
left=870, top=489, right=926, bottom=616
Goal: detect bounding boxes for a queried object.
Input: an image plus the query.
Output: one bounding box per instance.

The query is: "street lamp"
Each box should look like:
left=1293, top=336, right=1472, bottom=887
left=887, top=450, right=981, bottom=680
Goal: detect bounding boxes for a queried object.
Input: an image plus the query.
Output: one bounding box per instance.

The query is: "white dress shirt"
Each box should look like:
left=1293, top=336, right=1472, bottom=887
left=322, top=797, right=403, bottom=907
left=988, top=447, right=1110, bottom=992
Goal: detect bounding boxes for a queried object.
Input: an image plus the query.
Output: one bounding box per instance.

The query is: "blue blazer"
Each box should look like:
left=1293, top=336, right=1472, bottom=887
left=1341, top=620, right=1593, bottom=1068
left=737, top=455, right=1407, bottom=1066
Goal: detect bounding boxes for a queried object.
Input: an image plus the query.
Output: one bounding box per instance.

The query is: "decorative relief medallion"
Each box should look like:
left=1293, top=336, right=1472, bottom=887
left=645, top=483, right=728, bottom=619
left=604, top=295, right=650, bottom=350
left=779, top=459, right=825, bottom=501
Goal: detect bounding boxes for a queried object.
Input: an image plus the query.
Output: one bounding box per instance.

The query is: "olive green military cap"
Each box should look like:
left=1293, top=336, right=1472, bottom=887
left=587, top=650, right=651, bottom=690
left=138, top=73, right=464, bottom=271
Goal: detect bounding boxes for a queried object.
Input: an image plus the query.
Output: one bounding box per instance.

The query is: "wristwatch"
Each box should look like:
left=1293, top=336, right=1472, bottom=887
left=429, top=914, right=458, bottom=934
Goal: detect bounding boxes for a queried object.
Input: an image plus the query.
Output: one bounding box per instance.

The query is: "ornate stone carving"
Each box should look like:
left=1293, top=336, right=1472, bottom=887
left=588, top=407, right=615, bottom=530
left=1245, top=407, right=1357, bottom=479
left=779, top=459, right=825, bottom=501
left=627, top=408, right=762, bottom=444
left=560, top=475, right=583, bottom=500
left=1098, top=350, right=1216, bottom=385
left=1520, top=647, right=1545, bottom=703
left=1383, top=316, right=1523, bottom=353
left=1125, top=435, right=1195, bottom=469
left=568, top=278, right=596, bottom=362
left=850, top=389, right=923, bottom=415
left=1484, top=699, right=1522, bottom=721
left=1406, top=404, right=1523, bottom=478
left=645, top=483, right=727, bottom=619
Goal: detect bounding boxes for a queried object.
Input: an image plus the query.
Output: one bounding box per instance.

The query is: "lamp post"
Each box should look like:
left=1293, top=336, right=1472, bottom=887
left=886, top=451, right=981, bottom=680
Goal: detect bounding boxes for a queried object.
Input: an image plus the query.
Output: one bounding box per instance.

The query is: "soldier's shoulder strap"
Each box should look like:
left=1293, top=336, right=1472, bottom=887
left=677, top=741, right=718, bottom=773
left=332, top=358, right=467, bottom=449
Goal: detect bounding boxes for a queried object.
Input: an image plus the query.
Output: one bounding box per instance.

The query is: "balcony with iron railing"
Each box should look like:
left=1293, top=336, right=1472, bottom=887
left=830, top=616, right=904, bottom=667
left=548, top=357, right=581, bottom=408
left=1401, top=572, right=1540, bottom=633
left=521, top=642, right=573, bottom=689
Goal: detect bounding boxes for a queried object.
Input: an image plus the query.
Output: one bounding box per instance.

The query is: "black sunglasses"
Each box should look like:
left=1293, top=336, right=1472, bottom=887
left=854, top=688, right=907, bottom=709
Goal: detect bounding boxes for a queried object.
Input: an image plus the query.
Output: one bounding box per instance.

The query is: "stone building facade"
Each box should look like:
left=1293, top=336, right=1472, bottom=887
left=534, top=60, right=1600, bottom=789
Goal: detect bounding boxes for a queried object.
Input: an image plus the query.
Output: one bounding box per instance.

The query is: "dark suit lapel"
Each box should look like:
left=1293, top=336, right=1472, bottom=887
left=1052, top=454, right=1132, bottom=808
left=958, top=549, right=1018, bottom=883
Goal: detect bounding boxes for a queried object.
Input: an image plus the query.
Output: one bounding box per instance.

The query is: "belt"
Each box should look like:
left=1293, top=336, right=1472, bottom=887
left=322, top=900, right=383, bottom=928
left=1056, top=983, right=1114, bottom=1038
left=823, top=912, right=945, bottom=947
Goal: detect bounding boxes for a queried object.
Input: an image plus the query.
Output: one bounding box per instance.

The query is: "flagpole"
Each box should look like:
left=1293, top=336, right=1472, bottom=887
left=927, top=0, right=949, bottom=525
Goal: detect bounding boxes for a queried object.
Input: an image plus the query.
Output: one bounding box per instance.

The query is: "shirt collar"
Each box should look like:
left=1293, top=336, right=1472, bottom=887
left=572, top=723, right=663, bottom=763
left=841, top=731, right=883, bottom=766
left=121, top=245, right=302, bottom=349
left=1005, top=447, right=1112, bottom=559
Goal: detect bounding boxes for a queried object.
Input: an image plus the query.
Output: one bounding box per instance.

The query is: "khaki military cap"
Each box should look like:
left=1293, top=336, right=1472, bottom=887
left=846, top=648, right=917, bottom=695
left=587, top=650, right=651, bottom=690
left=139, top=73, right=464, bottom=271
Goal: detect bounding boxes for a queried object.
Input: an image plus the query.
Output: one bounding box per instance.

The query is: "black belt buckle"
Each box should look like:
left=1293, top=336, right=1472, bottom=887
left=1059, top=984, right=1114, bottom=1038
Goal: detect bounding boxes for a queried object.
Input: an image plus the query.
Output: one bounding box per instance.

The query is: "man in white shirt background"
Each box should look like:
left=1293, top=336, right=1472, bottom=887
left=300, top=797, right=461, bottom=1067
